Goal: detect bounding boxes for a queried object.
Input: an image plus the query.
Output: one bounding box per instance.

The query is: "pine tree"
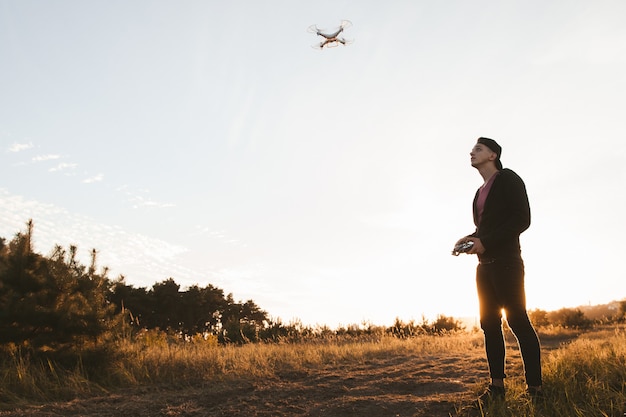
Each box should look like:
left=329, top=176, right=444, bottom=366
left=0, top=221, right=117, bottom=351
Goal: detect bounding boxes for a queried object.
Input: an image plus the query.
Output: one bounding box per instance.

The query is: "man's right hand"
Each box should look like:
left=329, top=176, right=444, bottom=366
left=466, top=237, right=486, bottom=255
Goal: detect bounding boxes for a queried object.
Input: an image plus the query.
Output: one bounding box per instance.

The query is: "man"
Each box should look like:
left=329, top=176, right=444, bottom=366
left=455, top=137, right=543, bottom=404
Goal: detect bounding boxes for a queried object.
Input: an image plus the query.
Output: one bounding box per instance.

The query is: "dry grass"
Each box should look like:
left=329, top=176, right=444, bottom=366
left=469, top=326, right=626, bottom=417
left=107, top=330, right=485, bottom=385
left=0, top=327, right=625, bottom=416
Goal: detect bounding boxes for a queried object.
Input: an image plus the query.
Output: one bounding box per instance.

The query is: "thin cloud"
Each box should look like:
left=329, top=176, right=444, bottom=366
left=8, top=142, right=34, bottom=152
left=82, top=174, right=104, bottom=184
left=129, top=195, right=175, bottom=209
left=191, top=225, right=246, bottom=247
left=32, top=154, right=61, bottom=162
left=0, top=188, right=193, bottom=286
left=49, top=162, right=78, bottom=172
left=116, top=185, right=175, bottom=209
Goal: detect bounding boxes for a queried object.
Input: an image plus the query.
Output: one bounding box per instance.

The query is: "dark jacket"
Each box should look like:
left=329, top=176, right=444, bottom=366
left=471, top=168, right=530, bottom=261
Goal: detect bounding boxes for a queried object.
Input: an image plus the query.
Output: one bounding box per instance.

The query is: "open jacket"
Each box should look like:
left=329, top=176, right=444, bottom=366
left=470, top=168, right=530, bottom=261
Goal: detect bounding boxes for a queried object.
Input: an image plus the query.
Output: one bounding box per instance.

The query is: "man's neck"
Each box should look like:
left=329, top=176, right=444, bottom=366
left=478, top=165, right=500, bottom=184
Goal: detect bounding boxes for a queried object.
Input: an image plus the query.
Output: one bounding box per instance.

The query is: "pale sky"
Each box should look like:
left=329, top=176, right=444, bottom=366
left=1, top=1, right=625, bottom=328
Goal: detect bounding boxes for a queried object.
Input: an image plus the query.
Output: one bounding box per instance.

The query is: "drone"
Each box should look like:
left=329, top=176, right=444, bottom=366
left=307, top=20, right=353, bottom=49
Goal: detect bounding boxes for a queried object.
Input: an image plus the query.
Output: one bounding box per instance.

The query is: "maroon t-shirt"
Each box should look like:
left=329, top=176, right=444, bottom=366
left=476, top=171, right=500, bottom=226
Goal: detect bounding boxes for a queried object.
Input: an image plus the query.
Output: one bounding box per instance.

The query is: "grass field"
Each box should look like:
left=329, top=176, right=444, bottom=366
left=0, top=326, right=624, bottom=416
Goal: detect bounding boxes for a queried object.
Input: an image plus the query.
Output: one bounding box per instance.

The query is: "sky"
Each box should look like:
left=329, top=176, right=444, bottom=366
left=1, top=1, right=625, bottom=328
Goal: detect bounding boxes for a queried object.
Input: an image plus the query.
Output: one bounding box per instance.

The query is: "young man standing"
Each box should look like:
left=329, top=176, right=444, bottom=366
left=455, top=137, right=543, bottom=404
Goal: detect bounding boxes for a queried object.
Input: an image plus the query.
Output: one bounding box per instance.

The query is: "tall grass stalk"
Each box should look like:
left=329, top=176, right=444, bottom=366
left=0, top=347, right=98, bottom=406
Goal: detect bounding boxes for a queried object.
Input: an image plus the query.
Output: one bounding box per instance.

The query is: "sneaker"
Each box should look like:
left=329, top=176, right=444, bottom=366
left=476, top=384, right=505, bottom=406
left=526, top=386, right=544, bottom=401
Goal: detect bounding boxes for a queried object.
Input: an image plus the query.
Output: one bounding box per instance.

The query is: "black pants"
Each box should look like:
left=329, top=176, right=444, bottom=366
left=476, top=259, right=542, bottom=387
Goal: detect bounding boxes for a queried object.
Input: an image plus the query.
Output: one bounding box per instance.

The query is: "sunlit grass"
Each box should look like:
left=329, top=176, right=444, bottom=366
left=0, top=330, right=483, bottom=406
left=1, top=327, right=625, bottom=416
left=106, top=330, right=484, bottom=385
left=471, top=326, right=626, bottom=417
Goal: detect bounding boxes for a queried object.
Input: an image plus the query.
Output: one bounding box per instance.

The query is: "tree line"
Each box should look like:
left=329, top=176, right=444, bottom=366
left=110, top=278, right=268, bottom=343
left=1, top=221, right=625, bottom=358
left=0, top=221, right=269, bottom=351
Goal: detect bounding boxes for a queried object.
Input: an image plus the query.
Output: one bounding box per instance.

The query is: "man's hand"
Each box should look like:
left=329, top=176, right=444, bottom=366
left=454, top=237, right=472, bottom=247
left=466, top=237, right=486, bottom=255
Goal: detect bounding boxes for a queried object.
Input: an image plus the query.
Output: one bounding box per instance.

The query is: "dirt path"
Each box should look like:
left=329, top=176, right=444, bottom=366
left=0, top=349, right=492, bottom=416
left=0, top=333, right=572, bottom=417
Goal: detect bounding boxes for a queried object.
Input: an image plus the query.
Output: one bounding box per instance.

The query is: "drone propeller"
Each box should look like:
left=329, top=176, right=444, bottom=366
left=306, top=24, right=321, bottom=34
left=338, top=20, right=352, bottom=30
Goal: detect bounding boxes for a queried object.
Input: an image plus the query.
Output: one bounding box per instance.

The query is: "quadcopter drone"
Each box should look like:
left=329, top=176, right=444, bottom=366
left=307, top=20, right=353, bottom=49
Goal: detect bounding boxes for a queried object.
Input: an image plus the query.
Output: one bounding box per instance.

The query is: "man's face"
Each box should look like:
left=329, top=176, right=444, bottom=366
left=470, top=143, right=497, bottom=168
